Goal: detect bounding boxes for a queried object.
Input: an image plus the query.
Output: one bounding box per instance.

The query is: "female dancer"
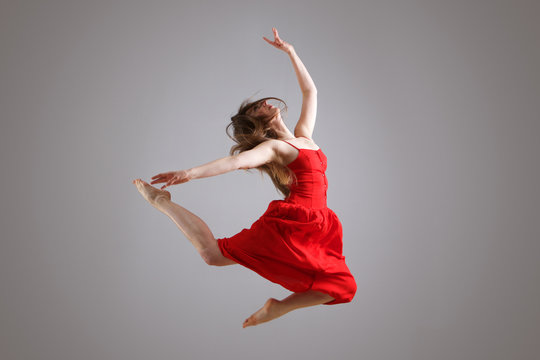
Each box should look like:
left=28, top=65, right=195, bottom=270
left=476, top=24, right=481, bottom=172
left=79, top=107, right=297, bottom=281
left=133, top=28, right=357, bottom=328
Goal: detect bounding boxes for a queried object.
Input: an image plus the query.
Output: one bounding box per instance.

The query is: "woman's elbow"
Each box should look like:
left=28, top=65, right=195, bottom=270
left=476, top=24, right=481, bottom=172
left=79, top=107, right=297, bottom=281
left=232, top=154, right=251, bottom=171
left=231, top=155, right=242, bottom=170
left=303, top=87, right=317, bottom=94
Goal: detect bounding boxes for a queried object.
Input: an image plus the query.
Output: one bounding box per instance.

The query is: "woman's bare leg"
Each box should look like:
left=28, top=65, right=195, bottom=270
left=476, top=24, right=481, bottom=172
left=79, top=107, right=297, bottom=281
left=133, top=179, right=236, bottom=266
left=243, top=290, right=335, bottom=328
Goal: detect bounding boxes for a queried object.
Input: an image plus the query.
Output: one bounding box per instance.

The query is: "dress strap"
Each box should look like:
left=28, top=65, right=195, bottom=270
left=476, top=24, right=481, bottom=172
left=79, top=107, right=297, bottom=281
left=280, top=139, right=300, bottom=150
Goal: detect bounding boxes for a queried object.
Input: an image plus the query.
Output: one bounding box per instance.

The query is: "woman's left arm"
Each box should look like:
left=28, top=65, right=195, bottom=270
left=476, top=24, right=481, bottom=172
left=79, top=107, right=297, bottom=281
left=294, top=89, right=317, bottom=139
left=287, top=47, right=317, bottom=94
left=264, top=28, right=317, bottom=93
left=263, top=28, right=318, bottom=139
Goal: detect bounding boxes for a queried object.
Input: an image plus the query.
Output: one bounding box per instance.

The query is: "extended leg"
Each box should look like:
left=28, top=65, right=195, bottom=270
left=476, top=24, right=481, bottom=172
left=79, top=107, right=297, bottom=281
left=243, top=290, right=335, bottom=328
left=133, top=179, right=236, bottom=266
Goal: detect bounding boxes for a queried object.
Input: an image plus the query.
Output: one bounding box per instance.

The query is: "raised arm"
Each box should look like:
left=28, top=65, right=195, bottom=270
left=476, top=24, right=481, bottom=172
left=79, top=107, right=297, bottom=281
left=288, top=48, right=318, bottom=139
left=264, top=28, right=318, bottom=139
left=151, top=140, right=279, bottom=189
left=287, top=47, right=317, bottom=94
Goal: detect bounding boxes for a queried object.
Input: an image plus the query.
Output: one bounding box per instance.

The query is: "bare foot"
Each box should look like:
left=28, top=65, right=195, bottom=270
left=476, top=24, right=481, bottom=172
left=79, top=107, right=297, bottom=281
left=243, top=298, right=284, bottom=328
left=133, top=179, right=171, bottom=209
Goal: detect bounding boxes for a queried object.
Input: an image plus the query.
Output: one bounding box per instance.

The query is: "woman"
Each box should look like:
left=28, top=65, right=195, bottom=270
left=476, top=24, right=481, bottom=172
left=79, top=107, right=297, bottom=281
left=133, top=28, right=357, bottom=328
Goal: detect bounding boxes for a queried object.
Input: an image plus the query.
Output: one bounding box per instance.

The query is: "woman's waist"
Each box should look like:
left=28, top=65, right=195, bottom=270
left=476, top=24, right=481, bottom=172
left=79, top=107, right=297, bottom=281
left=285, top=191, right=327, bottom=208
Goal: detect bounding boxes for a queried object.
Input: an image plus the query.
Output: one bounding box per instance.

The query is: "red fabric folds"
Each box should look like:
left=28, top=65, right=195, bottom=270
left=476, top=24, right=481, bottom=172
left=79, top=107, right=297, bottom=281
left=217, top=141, right=357, bottom=305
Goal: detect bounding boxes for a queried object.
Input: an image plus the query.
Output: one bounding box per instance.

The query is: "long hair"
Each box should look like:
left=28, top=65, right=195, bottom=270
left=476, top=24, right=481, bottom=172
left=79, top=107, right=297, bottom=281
left=226, top=96, right=296, bottom=198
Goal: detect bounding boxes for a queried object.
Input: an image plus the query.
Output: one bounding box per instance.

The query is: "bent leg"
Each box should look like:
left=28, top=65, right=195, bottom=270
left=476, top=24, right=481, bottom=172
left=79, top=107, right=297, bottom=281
left=133, top=179, right=235, bottom=266
left=157, top=198, right=236, bottom=266
left=279, top=289, right=335, bottom=313
left=243, top=290, right=335, bottom=328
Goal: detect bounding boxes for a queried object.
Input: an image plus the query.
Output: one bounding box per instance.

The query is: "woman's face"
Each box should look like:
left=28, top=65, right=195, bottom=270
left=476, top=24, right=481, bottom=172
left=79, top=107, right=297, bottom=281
left=250, top=100, right=279, bottom=118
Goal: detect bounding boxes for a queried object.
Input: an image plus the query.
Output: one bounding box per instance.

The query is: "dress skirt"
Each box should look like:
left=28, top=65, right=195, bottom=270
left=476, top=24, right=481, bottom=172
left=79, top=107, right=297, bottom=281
left=216, top=199, right=357, bottom=305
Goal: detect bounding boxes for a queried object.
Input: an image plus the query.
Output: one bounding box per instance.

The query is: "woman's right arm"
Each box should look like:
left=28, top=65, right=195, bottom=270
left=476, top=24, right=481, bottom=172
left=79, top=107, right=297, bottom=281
left=190, top=140, right=278, bottom=177
left=187, top=156, right=237, bottom=180
left=151, top=140, right=279, bottom=189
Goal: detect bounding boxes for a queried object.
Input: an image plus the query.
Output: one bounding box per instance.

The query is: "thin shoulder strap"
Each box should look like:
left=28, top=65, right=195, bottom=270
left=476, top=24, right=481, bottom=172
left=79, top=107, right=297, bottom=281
left=280, top=139, right=300, bottom=150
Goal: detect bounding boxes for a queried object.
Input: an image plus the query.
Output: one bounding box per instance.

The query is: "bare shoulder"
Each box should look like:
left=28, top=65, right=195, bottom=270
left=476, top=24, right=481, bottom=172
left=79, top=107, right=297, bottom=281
left=288, top=136, right=320, bottom=150
left=270, top=136, right=320, bottom=167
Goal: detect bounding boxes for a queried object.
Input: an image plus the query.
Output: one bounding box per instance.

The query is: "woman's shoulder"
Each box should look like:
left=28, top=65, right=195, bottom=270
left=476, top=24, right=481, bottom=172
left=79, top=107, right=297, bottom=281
left=268, top=136, right=320, bottom=167
left=287, top=136, right=320, bottom=150
left=268, top=136, right=319, bottom=150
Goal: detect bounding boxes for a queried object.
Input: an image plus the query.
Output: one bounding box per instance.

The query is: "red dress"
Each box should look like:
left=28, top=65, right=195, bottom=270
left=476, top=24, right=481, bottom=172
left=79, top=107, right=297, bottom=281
left=217, top=138, right=357, bottom=305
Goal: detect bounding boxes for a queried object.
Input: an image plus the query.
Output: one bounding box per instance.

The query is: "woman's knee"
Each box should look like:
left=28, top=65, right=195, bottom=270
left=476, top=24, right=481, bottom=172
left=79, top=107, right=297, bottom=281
left=345, top=277, right=358, bottom=301
left=201, top=248, right=236, bottom=266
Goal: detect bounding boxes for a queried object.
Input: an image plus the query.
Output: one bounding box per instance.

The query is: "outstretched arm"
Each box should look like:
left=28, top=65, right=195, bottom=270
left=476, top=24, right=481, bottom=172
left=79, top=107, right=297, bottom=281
left=151, top=140, right=279, bottom=189
left=189, top=141, right=278, bottom=178
left=264, top=28, right=318, bottom=139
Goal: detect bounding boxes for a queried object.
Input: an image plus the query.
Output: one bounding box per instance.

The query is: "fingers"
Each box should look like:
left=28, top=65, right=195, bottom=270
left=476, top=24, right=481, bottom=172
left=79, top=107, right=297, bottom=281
left=151, top=177, right=167, bottom=184
left=264, top=27, right=280, bottom=42
left=160, top=178, right=172, bottom=189
left=161, top=182, right=173, bottom=190
left=148, top=171, right=189, bottom=189
left=162, top=176, right=179, bottom=189
left=263, top=27, right=287, bottom=51
left=162, top=176, right=190, bottom=189
left=151, top=173, right=166, bottom=180
left=263, top=35, right=277, bottom=45
left=151, top=172, right=172, bottom=184
left=132, top=177, right=173, bottom=190
left=152, top=172, right=173, bottom=180
left=273, top=27, right=281, bottom=40
left=263, top=36, right=283, bottom=49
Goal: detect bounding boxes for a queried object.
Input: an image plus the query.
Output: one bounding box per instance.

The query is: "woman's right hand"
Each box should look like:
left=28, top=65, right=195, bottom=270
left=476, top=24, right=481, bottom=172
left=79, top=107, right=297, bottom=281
left=263, top=27, right=294, bottom=54
left=150, top=170, right=191, bottom=189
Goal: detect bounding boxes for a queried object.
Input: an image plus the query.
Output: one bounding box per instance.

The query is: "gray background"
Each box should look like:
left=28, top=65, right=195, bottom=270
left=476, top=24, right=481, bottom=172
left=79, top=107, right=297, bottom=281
left=1, top=0, right=539, bottom=359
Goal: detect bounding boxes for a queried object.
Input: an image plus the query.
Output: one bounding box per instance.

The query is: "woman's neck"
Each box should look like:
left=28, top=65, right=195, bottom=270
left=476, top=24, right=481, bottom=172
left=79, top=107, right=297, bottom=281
left=271, top=117, right=295, bottom=140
